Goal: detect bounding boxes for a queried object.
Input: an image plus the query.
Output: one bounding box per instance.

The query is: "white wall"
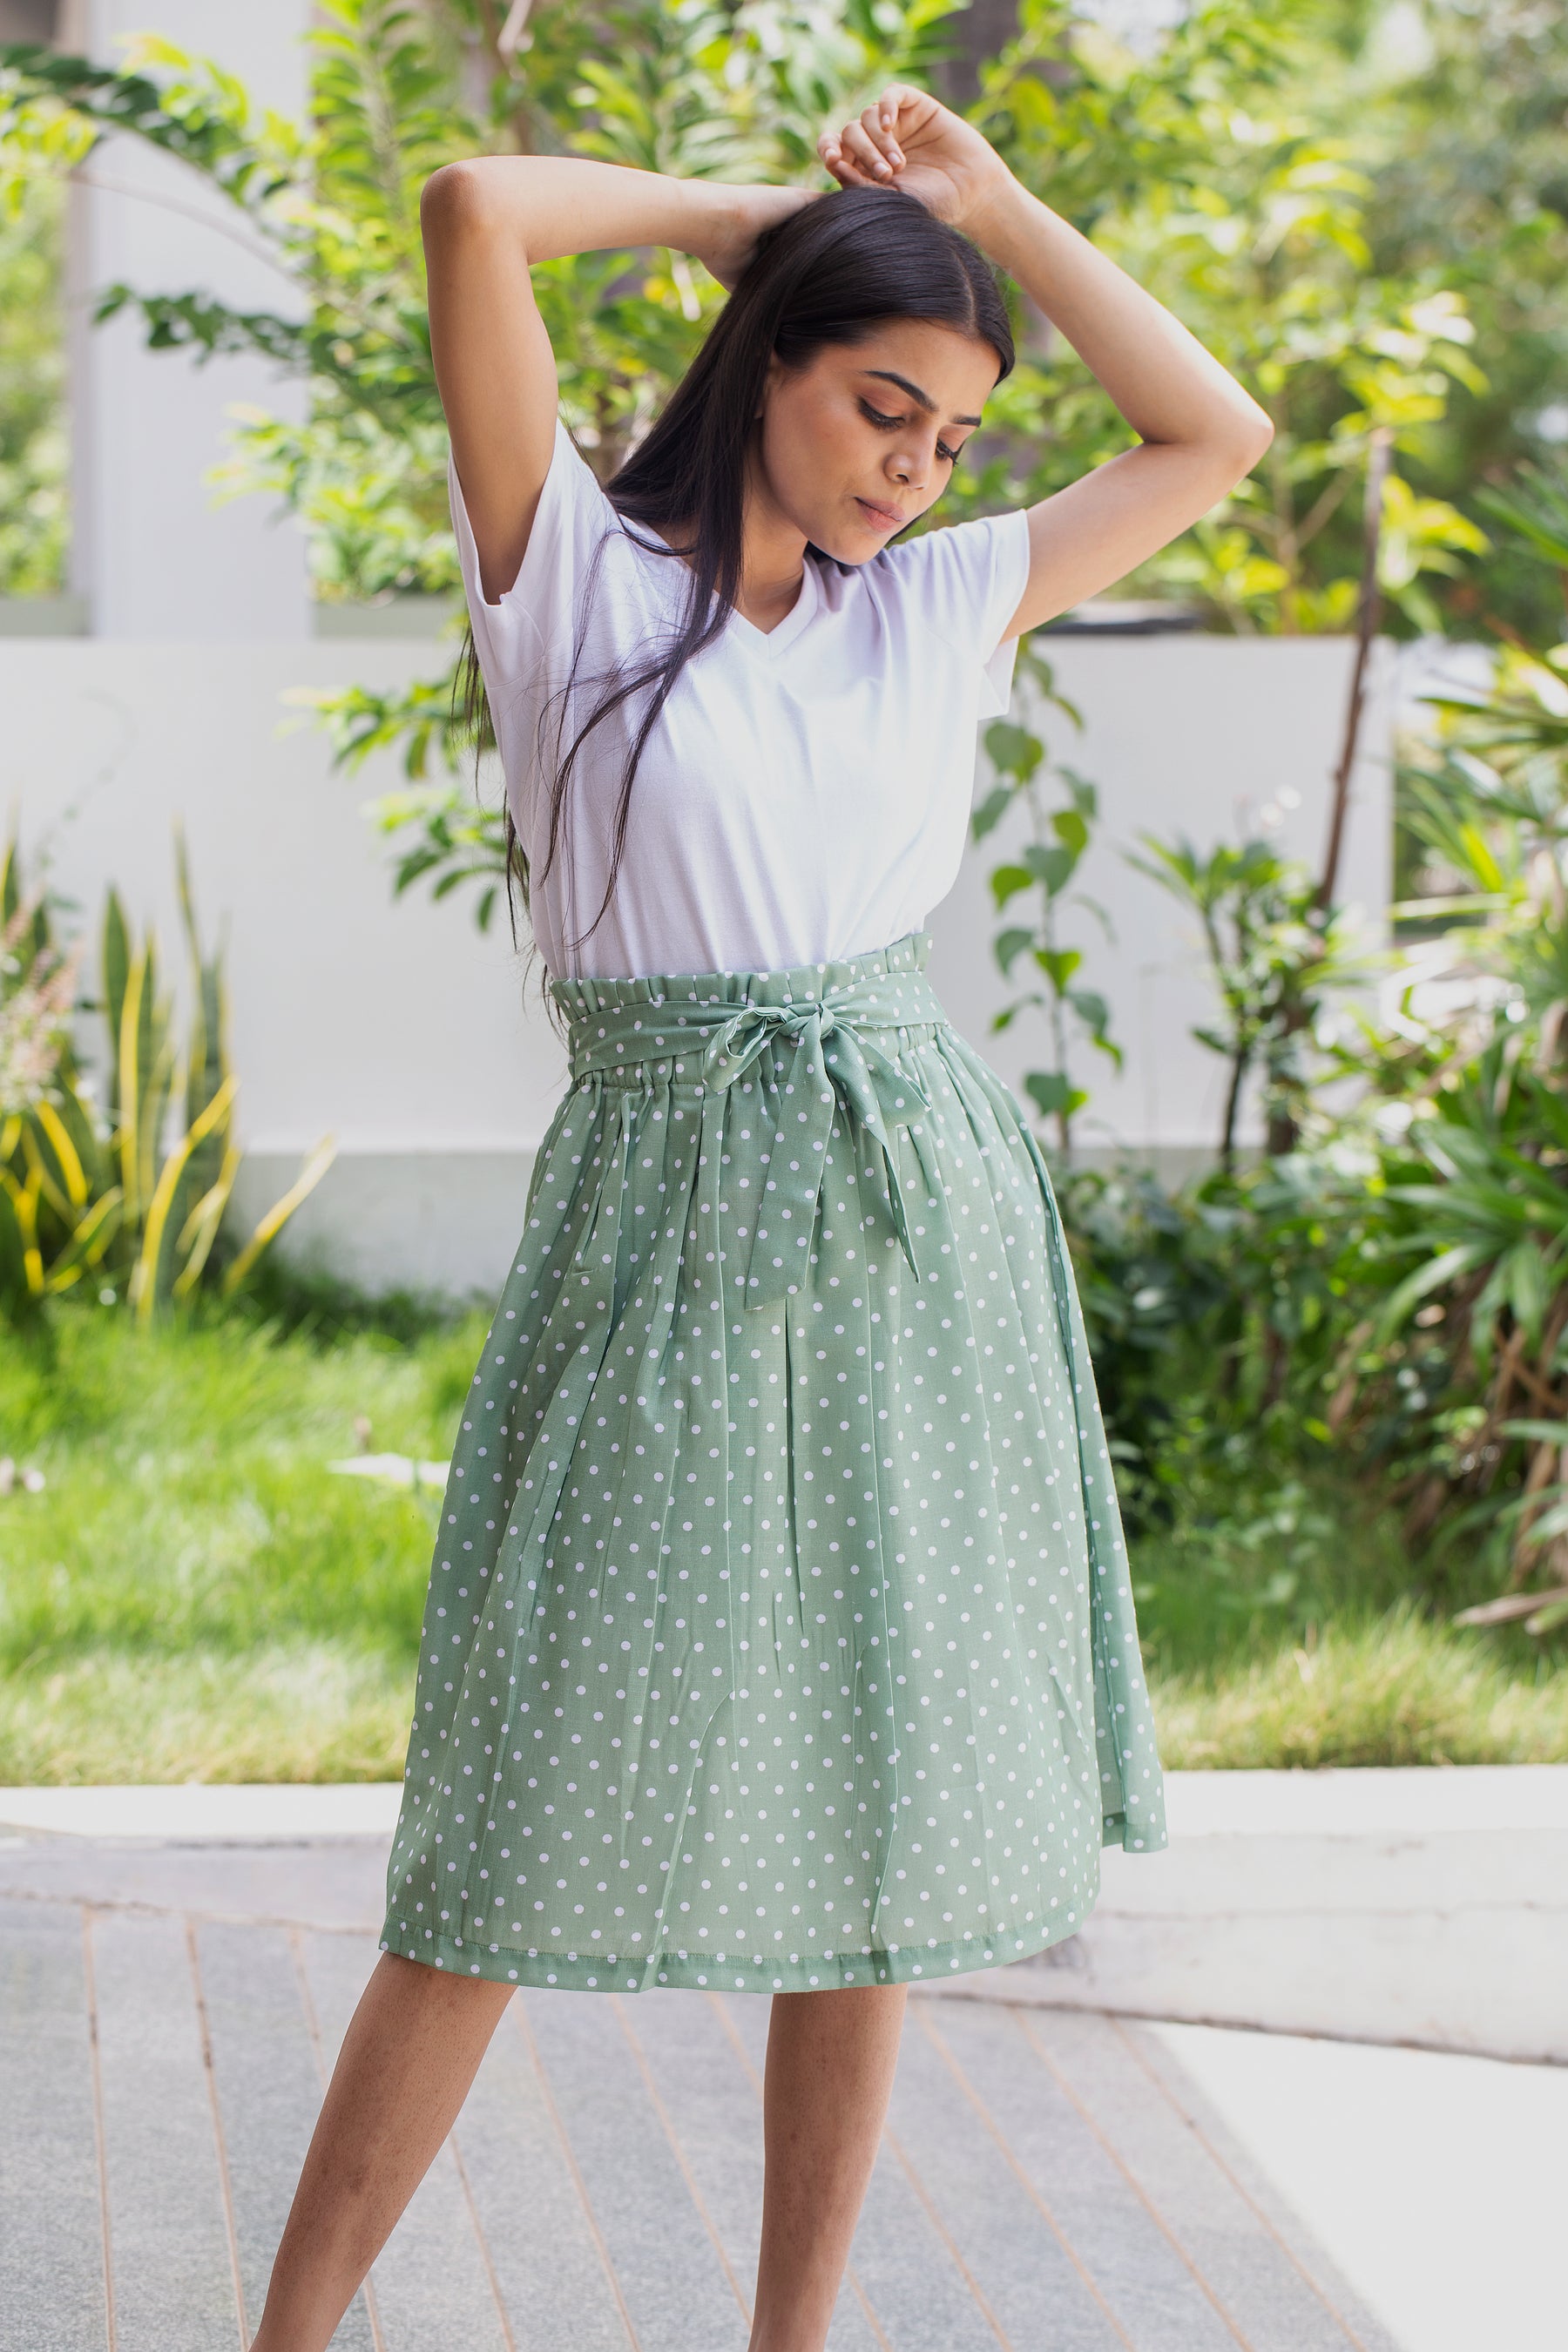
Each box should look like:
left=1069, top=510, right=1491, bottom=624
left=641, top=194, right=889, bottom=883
left=1, top=631, right=1391, bottom=1297
left=61, top=0, right=313, bottom=639
left=940, top=632, right=1394, bottom=1164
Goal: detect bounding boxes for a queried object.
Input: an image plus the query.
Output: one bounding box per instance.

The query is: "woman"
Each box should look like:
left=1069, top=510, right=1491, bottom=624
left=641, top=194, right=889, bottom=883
left=253, top=83, right=1270, bottom=2352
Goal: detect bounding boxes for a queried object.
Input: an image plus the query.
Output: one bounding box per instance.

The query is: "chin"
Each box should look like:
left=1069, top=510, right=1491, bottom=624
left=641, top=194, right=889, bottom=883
left=806, top=517, right=881, bottom=566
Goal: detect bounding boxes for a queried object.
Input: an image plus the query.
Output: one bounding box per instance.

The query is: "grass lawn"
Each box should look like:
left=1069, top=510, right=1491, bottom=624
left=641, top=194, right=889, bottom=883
left=1, top=1305, right=1564, bottom=1782
left=0, top=1302, right=484, bottom=1783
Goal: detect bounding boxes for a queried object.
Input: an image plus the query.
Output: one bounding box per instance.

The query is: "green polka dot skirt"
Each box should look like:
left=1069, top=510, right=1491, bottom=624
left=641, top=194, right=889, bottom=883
left=380, top=928, right=1167, bottom=1994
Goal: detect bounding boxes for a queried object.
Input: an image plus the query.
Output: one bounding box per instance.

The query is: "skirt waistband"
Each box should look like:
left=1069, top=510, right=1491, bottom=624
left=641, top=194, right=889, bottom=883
left=551, top=927, right=943, bottom=1087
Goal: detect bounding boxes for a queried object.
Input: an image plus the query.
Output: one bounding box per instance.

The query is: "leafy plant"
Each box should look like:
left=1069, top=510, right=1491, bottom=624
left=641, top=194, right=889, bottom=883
left=1269, top=461, right=1568, bottom=1612
left=0, top=843, right=116, bottom=1314
left=1125, top=831, right=1368, bottom=1168
left=972, top=652, right=1119, bottom=1155
left=0, top=169, right=67, bottom=596
left=0, top=834, right=335, bottom=1324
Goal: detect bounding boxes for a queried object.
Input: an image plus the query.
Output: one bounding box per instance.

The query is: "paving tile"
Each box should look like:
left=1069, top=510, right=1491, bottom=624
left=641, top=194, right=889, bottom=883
left=0, top=1898, right=106, bottom=2352
left=521, top=1985, right=754, bottom=2352
left=915, top=1995, right=1244, bottom=2352
left=0, top=1835, right=1445, bottom=2352
left=195, top=1921, right=375, bottom=2350
left=299, top=1930, right=510, bottom=2352
left=889, top=2002, right=1131, bottom=2350
left=91, top=1910, right=240, bottom=2352
left=1025, top=2005, right=1368, bottom=2349
left=454, top=1993, right=633, bottom=2350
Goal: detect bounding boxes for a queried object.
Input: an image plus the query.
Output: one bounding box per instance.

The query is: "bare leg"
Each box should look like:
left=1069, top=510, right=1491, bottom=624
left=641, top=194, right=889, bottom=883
left=747, top=1982, right=909, bottom=2352
left=251, top=1952, right=513, bottom=2352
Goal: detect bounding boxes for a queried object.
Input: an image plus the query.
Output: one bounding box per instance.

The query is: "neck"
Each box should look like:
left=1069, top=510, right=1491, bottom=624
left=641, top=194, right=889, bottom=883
left=641, top=462, right=811, bottom=634
left=733, top=460, right=808, bottom=632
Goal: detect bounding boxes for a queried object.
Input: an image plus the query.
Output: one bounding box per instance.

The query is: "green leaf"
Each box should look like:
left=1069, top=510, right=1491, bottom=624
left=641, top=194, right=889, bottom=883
left=1024, top=843, right=1077, bottom=898
left=970, top=784, right=1012, bottom=841
left=984, top=721, right=1044, bottom=782
left=1037, top=946, right=1083, bottom=992
left=1024, top=1069, right=1079, bottom=1119
left=993, top=925, right=1036, bottom=976
left=989, top=862, right=1035, bottom=910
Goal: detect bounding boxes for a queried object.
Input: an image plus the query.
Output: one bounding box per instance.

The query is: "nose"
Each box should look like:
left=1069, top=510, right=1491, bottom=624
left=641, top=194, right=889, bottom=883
left=888, top=434, right=934, bottom=490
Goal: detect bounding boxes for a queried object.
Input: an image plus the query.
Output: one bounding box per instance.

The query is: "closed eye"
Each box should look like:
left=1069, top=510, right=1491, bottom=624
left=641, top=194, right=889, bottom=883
left=860, top=401, right=963, bottom=466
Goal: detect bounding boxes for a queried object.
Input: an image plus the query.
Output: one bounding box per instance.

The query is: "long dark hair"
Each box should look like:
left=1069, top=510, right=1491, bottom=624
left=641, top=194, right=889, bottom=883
left=457, top=182, right=1015, bottom=984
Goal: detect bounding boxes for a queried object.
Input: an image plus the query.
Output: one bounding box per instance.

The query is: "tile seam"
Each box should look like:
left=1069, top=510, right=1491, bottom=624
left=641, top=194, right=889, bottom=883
left=448, top=2128, right=522, bottom=2352
left=608, top=1992, right=754, bottom=2324
left=80, top=1907, right=118, bottom=2352
left=184, top=1917, right=249, bottom=2350
left=881, top=2117, right=1018, bottom=2352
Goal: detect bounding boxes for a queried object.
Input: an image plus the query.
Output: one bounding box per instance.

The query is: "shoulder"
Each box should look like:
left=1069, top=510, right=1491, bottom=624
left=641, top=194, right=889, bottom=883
left=855, top=508, right=1033, bottom=647
left=449, top=415, right=678, bottom=664
left=485, top=416, right=621, bottom=594
left=874, top=508, right=1030, bottom=597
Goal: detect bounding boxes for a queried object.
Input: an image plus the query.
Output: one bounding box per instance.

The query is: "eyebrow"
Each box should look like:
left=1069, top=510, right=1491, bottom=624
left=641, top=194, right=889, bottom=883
left=864, top=368, right=983, bottom=429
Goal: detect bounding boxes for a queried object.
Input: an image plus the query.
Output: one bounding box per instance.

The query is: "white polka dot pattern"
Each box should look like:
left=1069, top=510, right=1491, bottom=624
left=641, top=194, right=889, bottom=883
left=380, top=929, right=1167, bottom=1994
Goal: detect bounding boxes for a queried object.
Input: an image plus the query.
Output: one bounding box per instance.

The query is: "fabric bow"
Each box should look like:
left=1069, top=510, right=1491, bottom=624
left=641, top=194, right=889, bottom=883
left=695, top=998, right=936, bottom=1307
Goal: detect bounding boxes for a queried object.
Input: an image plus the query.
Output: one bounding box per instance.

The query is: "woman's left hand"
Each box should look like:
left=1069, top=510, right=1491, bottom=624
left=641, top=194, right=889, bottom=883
left=816, top=84, right=1014, bottom=238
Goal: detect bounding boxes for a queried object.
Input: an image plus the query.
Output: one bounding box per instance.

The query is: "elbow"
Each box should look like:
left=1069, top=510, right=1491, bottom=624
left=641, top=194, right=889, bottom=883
left=1224, top=396, right=1275, bottom=483
left=421, top=158, right=506, bottom=242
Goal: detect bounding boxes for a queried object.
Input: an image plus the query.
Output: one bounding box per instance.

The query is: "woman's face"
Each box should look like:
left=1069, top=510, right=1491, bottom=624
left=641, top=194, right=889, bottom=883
left=753, top=318, right=1000, bottom=561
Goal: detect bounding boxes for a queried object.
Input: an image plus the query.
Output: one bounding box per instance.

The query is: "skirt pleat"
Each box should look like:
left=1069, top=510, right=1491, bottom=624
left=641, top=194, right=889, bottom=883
left=380, top=929, right=1166, bottom=1992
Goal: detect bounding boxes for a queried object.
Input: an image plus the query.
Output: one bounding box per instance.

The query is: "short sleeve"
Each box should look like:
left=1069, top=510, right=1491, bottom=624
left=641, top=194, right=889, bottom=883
left=882, top=505, right=1033, bottom=719
left=447, top=416, right=618, bottom=717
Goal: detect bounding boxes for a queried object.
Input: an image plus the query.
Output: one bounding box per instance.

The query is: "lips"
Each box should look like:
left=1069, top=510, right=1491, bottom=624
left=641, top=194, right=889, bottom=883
left=855, top=497, right=903, bottom=530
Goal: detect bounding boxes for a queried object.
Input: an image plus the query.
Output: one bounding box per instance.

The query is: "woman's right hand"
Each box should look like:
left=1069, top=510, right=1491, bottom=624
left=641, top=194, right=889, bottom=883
left=687, top=183, right=818, bottom=291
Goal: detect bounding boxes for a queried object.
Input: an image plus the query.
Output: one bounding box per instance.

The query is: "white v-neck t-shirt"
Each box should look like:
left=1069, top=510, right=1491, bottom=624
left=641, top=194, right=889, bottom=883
left=449, top=416, right=1033, bottom=981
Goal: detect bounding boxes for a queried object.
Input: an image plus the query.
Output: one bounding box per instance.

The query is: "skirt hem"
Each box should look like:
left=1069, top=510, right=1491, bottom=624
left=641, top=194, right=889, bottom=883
left=375, top=1901, right=1094, bottom=1995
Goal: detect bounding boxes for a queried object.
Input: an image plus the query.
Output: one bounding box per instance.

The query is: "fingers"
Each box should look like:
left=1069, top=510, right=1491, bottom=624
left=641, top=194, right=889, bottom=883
left=817, top=128, right=875, bottom=188
left=843, top=117, right=896, bottom=180
left=818, top=104, right=902, bottom=186
left=818, top=81, right=935, bottom=186
left=860, top=103, right=904, bottom=172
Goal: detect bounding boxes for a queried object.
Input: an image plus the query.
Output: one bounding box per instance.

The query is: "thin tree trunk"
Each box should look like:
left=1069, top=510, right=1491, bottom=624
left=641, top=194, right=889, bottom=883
left=1256, top=431, right=1394, bottom=1159
left=1315, top=427, right=1393, bottom=913
left=1220, top=1047, right=1248, bottom=1174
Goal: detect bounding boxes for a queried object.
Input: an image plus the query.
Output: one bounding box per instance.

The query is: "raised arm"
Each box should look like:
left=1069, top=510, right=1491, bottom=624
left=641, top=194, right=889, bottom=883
left=421, top=158, right=810, bottom=603
left=819, top=87, right=1274, bottom=635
